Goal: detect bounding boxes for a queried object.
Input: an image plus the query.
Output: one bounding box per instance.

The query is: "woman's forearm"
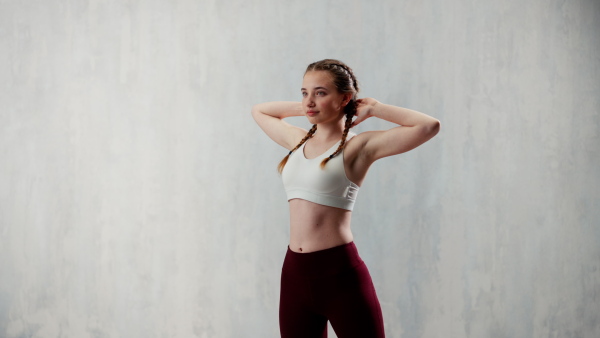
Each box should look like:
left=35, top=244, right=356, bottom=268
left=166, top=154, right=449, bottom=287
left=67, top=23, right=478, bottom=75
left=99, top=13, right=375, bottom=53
left=370, top=101, right=439, bottom=127
left=252, top=101, right=304, bottom=119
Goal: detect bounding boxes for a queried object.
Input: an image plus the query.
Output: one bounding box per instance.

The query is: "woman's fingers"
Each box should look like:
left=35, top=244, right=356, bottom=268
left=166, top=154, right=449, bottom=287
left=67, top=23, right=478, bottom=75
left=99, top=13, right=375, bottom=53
left=352, top=100, right=370, bottom=127
left=351, top=113, right=367, bottom=128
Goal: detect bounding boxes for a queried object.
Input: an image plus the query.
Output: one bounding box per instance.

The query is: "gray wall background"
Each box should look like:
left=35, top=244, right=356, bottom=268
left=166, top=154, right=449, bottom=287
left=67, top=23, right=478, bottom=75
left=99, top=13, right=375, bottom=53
left=1, top=0, right=599, bottom=337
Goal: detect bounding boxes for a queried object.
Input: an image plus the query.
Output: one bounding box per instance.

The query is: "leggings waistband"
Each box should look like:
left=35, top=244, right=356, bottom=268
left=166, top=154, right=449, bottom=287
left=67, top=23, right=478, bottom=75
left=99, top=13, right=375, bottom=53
left=282, top=241, right=364, bottom=278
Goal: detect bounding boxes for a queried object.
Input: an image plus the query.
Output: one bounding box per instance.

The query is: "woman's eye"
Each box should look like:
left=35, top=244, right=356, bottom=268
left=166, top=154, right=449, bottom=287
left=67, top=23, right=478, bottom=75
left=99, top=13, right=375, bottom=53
left=316, top=91, right=326, bottom=96
left=301, top=92, right=307, bottom=97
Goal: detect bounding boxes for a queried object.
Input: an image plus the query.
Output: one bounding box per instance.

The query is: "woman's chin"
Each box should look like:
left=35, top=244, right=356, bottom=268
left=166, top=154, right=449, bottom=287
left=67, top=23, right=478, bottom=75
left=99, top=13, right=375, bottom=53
left=305, top=114, right=319, bottom=122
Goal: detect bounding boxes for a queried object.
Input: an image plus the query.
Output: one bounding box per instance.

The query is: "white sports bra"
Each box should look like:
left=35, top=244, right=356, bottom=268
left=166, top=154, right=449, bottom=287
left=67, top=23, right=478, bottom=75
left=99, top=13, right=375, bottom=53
left=281, top=134, right=359, bottom=211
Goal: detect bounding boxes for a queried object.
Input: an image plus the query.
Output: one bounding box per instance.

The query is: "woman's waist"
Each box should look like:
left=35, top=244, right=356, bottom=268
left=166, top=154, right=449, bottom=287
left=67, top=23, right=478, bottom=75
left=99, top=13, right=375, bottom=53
left=289, top=215, right=352, bottom=243
left=282, top=241, right=364, bottom=277
left=289, top=199, right=352, bottom=223
left=288, top=218, right=353, bottom=254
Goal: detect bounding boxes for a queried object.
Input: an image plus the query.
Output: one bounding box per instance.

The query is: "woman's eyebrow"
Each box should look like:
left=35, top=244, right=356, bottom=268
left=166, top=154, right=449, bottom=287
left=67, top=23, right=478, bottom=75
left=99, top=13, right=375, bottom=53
left=301, top=86, right=329, bottom=91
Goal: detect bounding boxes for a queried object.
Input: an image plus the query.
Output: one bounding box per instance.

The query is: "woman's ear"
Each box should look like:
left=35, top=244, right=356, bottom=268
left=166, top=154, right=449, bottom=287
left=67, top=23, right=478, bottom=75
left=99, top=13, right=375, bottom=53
left=341, top=93, right=353, bottom=107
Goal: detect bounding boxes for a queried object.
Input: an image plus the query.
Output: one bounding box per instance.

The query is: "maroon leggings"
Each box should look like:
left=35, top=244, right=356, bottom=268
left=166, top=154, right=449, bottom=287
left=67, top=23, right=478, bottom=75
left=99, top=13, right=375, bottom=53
left=279, top=242, right=385, bottom=338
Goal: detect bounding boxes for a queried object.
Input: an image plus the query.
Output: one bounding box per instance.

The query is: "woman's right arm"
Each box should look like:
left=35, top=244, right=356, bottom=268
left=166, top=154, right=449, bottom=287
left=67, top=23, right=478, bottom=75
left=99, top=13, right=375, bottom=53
left=251, top=101, right=307, bottom=150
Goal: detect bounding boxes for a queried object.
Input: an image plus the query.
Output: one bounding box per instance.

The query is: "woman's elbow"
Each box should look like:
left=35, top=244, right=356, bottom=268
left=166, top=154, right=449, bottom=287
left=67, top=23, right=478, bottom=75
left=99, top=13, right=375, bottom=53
left=251, top=104, right=262, bottom=118
left=426, top=119, right=441, bottom=136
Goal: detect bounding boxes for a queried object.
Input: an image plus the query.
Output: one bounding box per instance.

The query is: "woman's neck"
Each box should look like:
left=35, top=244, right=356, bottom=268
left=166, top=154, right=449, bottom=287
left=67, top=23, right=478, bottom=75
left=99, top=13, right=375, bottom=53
left=315, top=119, right=346, bottom=141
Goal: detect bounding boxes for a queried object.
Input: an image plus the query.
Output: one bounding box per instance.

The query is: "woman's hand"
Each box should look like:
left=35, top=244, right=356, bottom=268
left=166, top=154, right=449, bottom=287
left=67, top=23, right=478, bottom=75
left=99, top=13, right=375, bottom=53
left=351, top=98, right=379, bottom=128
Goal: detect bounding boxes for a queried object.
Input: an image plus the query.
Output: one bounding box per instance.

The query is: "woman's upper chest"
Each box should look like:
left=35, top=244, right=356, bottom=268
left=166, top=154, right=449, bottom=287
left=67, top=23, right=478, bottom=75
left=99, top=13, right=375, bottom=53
left=302, top=135, right=370, bottom=186
left=302, top=137, right=340, bottom=159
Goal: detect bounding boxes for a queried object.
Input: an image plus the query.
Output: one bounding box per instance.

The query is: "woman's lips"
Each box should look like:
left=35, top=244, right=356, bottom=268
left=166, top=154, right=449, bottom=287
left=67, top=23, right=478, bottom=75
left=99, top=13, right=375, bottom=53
left=307, top=110, right=318, bottom=116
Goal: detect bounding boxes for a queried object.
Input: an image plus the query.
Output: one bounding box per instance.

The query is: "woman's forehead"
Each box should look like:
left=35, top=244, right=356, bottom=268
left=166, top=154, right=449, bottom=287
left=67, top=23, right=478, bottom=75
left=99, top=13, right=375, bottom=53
left=302, top=71, right=334, bottom=89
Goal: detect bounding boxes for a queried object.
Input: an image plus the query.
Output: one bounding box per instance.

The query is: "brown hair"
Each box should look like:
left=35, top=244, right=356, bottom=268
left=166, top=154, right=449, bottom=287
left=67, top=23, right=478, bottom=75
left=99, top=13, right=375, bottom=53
left=277, top=59, right=360, bottom=173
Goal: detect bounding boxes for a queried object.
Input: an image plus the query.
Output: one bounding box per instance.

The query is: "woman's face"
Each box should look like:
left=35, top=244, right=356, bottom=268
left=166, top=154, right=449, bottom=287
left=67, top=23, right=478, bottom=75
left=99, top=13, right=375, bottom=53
left=301, top=71, right=349, bottom=125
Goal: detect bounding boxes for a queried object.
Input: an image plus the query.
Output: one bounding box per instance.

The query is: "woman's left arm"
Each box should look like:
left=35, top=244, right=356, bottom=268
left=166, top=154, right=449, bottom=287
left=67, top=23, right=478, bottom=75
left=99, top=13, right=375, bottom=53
left=352, top=98, right=440, bottom=162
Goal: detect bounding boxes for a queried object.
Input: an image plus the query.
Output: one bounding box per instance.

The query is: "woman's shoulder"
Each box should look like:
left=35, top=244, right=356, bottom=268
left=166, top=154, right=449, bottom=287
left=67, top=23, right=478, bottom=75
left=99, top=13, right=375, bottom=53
left=343, top=130, right=382, bottom=163
left=343, top=131, right=364, bottom=157
left=345, top=130, right=366, bottom=148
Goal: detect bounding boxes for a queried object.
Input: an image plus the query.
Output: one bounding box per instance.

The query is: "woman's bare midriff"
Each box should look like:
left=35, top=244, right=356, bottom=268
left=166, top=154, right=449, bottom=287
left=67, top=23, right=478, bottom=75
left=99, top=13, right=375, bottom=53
left=288, top=198, right=354, bottom=253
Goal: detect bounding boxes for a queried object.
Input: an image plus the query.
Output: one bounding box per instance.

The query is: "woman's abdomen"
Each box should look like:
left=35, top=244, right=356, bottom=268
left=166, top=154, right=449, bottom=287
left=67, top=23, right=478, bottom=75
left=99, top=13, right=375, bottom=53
left=288, top=199, right=354, bottom=253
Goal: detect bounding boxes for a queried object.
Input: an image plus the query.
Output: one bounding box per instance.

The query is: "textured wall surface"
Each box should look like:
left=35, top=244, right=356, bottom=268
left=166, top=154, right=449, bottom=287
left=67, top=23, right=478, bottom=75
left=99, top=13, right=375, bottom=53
left=1, top=0, right=599, bottom=337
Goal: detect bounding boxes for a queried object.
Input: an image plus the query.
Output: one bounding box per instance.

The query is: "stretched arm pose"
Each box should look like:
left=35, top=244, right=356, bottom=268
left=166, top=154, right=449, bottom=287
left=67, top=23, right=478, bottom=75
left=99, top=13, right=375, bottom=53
left=252, top=59, right=439, bottom=338
left=252, top=97, right=440, bottom=185
left=251, top=101, right=307, bottom=151
left=350, top=97, right=440, bottom=162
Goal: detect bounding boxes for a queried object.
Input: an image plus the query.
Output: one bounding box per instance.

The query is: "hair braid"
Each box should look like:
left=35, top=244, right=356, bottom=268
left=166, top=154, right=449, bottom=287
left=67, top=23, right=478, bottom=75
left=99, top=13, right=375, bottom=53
left=319, top=113, right=354, bottom=169
left=321, top=63, right=358, bottom=168
left=277, top=124, right=317, bottom=173
left=333, top=63, right=359, bottom=93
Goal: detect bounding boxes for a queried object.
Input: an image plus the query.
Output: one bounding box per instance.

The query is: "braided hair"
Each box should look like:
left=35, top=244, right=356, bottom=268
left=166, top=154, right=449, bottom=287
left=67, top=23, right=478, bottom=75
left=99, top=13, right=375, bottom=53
left=277, top=124, right=317, bottom=173
left=277, top=59, right=360, bottom=173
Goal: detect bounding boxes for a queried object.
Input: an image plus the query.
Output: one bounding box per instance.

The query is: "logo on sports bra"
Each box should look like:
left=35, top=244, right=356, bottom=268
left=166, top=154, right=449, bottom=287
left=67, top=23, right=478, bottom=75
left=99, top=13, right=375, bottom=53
left=344, top=185, right=358, bottom=201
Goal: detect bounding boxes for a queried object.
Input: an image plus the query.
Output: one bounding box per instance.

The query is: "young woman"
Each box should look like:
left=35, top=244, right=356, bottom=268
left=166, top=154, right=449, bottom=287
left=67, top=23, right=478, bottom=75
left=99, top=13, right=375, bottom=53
left=251, top=59, right=440, bottom=338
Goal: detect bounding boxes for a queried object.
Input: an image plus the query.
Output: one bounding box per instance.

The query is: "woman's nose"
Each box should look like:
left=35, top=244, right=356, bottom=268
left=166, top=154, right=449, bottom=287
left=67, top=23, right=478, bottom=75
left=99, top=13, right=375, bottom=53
left=306, top=96, right=315, bottom=106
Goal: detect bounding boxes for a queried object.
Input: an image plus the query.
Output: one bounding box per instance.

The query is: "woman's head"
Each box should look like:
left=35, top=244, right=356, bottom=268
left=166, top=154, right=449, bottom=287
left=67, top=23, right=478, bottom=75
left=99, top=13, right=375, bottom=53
left=304, top=59, right=359, bottom=118
left=278, top=59, right=360, bottom=173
